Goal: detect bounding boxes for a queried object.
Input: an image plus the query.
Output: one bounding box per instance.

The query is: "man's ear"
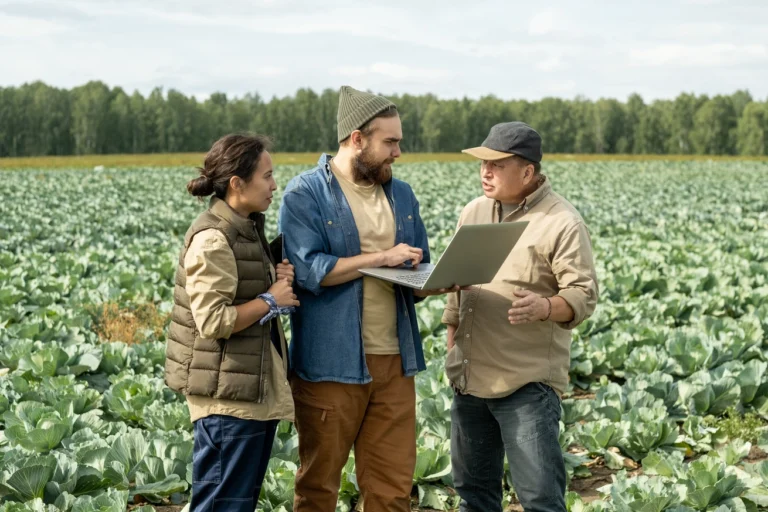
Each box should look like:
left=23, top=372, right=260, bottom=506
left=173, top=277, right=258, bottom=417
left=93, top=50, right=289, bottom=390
left=350, top=130, right=364, bottom=150
left=524, top=162, right=536, bottom=183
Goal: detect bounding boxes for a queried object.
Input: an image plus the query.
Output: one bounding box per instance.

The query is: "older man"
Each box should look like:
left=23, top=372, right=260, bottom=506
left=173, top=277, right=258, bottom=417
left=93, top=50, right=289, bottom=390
left=442, top=122, right=599, bottom=512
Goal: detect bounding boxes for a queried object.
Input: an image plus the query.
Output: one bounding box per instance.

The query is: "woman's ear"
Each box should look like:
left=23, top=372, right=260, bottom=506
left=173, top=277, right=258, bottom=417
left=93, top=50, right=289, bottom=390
left=229, top=176, right=241, bottom=192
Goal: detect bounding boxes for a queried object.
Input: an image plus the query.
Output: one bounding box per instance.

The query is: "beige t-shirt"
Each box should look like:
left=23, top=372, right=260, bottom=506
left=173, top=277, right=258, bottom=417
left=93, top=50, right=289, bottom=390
left=331, top=162, right=399, bottom=355
left=183, top=228, right=294, bottom=422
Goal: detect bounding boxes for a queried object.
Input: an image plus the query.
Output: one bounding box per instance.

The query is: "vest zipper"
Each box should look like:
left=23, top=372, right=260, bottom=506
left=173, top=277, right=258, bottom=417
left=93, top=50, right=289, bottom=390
left=258, top=341, right=267, bottom=404
left=255, top=220, right=271, bottom=404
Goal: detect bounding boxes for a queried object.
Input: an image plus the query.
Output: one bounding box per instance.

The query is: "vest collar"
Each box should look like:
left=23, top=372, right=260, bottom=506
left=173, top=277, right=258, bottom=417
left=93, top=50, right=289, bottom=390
left=209, top=196, right=264, bottom=242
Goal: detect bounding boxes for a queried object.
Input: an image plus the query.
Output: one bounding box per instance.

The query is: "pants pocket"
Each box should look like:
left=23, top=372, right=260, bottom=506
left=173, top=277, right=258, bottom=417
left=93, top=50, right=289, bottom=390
left=532, top=381, right=551, bottom=397
left=220, top=416, right=268, bottom=440
left=193, top=416, right=222, bottom=484
left=533, top=382, right=562, bottom=421
left=293, top=392, right=335, bottom=423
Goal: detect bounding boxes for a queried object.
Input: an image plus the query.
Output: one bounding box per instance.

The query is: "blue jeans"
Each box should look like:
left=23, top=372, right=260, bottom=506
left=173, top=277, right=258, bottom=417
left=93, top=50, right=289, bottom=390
left=451, top=382, right=566, bottom=512
left=191, top=415, right=278, bottom=512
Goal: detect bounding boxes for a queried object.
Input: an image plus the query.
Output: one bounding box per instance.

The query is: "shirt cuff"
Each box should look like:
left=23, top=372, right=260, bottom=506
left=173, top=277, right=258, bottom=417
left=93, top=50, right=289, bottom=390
left=303, top=253, right=339, bottom=295
left=200, top=304, right=238, bottom=340
left=557, top=288, right=588, bottom=330
left=219, top=305, right=238, bottom=339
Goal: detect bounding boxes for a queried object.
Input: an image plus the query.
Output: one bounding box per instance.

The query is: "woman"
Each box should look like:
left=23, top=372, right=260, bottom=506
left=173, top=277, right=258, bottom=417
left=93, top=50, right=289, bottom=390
left=164, top=134, right=299, bottom=512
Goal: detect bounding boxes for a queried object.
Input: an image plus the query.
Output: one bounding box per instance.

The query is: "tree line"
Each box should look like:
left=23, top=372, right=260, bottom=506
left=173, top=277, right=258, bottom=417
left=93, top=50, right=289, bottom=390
left=1, top=81, right=767, bottom=157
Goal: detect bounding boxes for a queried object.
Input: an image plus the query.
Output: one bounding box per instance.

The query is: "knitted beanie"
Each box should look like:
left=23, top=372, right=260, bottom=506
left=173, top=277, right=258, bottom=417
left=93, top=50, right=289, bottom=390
left=337, top=85, right=397, bottom=143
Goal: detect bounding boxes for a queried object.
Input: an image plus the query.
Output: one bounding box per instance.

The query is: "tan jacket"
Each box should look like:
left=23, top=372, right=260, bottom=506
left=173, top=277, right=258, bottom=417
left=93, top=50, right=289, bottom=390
left=442, top=177, right=598, bottom=398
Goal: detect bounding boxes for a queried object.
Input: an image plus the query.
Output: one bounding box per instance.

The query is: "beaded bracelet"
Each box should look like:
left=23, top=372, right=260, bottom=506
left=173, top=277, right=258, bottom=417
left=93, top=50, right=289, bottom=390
left=541, top=297, right=552, bottom=322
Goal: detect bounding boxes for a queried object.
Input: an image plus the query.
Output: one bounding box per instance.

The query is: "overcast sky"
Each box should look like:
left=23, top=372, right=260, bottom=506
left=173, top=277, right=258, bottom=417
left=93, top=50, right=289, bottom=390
left=2, top=0, right=767, bottom=102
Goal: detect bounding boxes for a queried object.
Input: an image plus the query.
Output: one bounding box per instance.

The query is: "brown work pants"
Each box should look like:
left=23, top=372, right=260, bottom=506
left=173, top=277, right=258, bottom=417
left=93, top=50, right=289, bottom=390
left=292, top=355, right=416, bottom=512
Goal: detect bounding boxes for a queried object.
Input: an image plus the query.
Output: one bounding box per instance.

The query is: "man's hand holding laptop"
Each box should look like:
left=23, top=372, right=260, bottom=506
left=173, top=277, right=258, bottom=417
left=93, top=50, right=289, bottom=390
left=414, top=285, right=464, bottom=297
left=377, top=243, right=460, bottom=297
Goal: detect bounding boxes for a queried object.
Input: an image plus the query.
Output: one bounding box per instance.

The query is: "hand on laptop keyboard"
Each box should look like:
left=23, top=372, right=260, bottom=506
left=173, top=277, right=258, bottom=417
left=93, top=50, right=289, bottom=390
left=383, top=243, right=423, bottom=268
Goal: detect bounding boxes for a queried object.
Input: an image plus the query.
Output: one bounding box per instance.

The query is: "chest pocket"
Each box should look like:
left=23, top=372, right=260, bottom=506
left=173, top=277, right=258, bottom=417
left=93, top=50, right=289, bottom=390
left=501, top=236, right=551, bottom=285
left=323, top=219, right=346, bottom=254
left=398, top=213, right=416, bottom=246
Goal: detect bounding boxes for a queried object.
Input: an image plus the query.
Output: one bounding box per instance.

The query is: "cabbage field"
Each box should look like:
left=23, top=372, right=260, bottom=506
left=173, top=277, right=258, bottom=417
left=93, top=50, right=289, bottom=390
left=1, top=160, right=768, bottom=512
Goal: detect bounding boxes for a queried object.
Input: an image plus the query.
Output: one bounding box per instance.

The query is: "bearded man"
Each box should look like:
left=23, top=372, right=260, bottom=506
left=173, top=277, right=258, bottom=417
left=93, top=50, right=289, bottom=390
left=278, top=86, right=446, bottom=512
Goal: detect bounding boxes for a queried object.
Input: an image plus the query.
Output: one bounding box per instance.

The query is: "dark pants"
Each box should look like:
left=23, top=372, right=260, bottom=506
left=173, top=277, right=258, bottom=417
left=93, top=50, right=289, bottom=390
left=451, top=382, right=566, bottom=512
left=191, top=415, right=279, bottom=512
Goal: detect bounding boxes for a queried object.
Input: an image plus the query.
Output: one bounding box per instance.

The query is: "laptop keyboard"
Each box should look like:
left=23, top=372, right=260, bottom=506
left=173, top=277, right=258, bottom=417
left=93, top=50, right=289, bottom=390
left=389, top=271, right=431, bottom=287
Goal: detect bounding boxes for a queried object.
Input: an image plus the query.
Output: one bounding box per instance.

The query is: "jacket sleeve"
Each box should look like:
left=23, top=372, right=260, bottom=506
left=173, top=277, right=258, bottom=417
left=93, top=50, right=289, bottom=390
left=278, top=182, right=339, bottom=296
left=184, top=229, right=239, bottom=340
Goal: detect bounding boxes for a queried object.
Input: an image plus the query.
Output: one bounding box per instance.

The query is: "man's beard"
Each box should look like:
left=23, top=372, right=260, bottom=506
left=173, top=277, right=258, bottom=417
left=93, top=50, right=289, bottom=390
left=352, top=145, right=393, bottom=185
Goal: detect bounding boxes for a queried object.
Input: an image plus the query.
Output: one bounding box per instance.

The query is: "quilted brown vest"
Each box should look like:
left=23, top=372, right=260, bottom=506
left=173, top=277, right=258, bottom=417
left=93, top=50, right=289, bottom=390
left=165, top=197, right=276, bottom=403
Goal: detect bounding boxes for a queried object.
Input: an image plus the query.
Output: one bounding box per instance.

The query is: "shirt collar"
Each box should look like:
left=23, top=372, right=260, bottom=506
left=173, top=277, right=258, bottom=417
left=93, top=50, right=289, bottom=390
left=494, top=175, right=551, bottom=221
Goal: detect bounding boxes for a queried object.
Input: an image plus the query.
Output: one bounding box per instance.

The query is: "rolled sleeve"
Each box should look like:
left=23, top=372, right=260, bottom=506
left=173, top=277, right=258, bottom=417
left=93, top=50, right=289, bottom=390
left=184, top=230, right=239, bottom=340
left=278, top=183, right=339, bottom=296
left=552, top=222, right=599, bottom=330
left=442, top=290, right=461, bottom=326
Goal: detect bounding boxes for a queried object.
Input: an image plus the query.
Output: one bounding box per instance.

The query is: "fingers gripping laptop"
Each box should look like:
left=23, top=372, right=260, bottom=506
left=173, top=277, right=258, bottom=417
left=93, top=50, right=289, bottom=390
left=359, top=221, right=529, bottom=290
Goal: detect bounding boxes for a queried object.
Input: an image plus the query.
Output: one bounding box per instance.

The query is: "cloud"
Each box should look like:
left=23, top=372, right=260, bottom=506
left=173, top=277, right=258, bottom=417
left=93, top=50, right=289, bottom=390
left=2, top=0, right=768, bottom=102
left=630, top=43, right=768, bottom=67
left=253, top=66, right=287, bottom=77
left=0, top=12, right=67, bottom=38
left=334, top=63, right=454, bottom=81
left=528, top=9, right=558, bottom=36
left=31, top=0, right=565, bottom=62
left=674, top=22, right=726, bottom=38
left=536, top=56, right=563, bottom=72
left=546, top=80, right=577, bottom=94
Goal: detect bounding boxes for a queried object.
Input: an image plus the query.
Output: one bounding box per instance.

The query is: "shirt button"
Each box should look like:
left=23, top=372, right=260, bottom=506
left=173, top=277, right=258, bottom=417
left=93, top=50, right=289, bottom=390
left=408, top=215, right=413, bottom=219
left=327, top=220, right=333, bottom=225
left=465, top=334, right=470, bottom=338
left=468, top=308, right=473, bottom=313
left=463, top=359, right=469, bottom=364
left=284, top=381, right=289, bottom=386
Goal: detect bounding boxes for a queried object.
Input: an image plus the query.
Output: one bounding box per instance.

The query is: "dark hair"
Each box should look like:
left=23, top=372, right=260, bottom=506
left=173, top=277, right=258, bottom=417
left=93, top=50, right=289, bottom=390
left=340, top=106, right=399, bottom=145
left=515, top=155, right=542, bottom=175
left=187, top=134, right=272, bottom=198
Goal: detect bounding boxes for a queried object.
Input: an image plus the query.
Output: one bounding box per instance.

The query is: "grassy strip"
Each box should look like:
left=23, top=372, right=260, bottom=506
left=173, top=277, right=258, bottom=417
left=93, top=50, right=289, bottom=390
left=2, top=152, right=768, bottom=169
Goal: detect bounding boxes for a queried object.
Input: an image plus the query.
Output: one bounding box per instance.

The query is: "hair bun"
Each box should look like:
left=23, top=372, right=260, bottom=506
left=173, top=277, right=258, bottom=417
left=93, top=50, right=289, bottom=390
left=187, top=173, right=215, bottom=197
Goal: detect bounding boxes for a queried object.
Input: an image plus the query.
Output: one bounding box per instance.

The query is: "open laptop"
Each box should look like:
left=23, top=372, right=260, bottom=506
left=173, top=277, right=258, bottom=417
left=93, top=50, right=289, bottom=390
left=359, top=221, right=528, bottom=290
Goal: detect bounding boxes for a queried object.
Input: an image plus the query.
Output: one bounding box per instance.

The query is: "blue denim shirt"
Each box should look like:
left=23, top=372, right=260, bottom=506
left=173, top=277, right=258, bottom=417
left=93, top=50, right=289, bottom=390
left=278, top=154, right=431, bottom=384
